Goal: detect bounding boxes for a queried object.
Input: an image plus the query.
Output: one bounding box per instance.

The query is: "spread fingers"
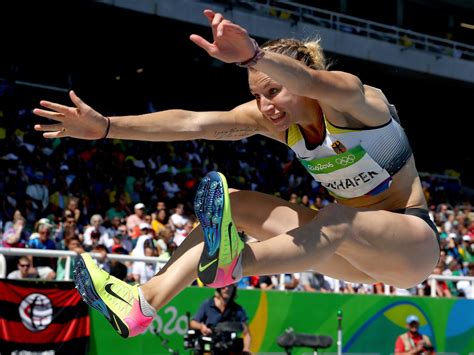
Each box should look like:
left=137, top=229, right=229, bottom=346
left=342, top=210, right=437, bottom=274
left=33, top=108, right=66, bottom=122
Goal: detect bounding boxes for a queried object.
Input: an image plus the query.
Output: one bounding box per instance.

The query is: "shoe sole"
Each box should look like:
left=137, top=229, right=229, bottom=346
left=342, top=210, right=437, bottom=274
left=73, top=254, right=130, bottom=338
left=195, top=172, right=227, bottom=285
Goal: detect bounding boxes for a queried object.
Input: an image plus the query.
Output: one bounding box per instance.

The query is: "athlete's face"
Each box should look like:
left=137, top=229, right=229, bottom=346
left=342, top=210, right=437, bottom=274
left=248, top=70, right=308, bottom=132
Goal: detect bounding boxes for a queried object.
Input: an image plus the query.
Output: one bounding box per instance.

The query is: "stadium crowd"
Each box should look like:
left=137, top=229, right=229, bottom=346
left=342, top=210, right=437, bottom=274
left=0, top=102, right=473, bottom=298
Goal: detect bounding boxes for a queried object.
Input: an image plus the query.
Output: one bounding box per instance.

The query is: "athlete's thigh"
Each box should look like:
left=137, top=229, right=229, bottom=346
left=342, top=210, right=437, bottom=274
left=314, top=253, right=376, bottom=284
left=335, top=206, right=440, bottom=287
left=230, top=190, right=376, bottom=283
left=229, top=189, right=316, bottom=239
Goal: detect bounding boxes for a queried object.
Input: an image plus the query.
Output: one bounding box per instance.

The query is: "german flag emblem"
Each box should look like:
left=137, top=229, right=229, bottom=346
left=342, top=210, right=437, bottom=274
left=332, top=140, right=347, bottom=154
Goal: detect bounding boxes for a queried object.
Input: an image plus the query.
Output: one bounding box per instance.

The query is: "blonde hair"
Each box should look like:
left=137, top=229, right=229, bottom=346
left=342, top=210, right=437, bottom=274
left=261, top=38, right=328, bottom=70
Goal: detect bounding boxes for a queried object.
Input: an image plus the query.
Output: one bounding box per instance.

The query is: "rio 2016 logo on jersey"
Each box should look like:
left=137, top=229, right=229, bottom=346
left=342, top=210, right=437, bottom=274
left=306, top=162, right=334, bottom=172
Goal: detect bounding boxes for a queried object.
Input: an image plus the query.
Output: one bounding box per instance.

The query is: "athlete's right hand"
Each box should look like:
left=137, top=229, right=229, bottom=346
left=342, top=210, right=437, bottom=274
left=190, top=9, right=256, bottom=64
left=33, top=90, right=109, bottom=140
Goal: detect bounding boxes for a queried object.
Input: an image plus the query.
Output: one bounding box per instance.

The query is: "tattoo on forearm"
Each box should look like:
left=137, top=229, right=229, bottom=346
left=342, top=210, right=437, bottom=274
left=214, top=127, right=258, bottom=139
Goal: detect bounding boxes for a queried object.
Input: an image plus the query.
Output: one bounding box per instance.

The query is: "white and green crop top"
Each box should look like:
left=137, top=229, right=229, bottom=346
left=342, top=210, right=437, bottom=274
left=286, top=106, right=412, bottom=199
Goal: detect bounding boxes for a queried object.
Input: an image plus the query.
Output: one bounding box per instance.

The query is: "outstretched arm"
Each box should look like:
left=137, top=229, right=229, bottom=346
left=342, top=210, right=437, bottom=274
left=34, top=91, right=266, bottom=142
left=191, top=9, right=389, bottom=123
left=190, top=9, right=362, bottom=110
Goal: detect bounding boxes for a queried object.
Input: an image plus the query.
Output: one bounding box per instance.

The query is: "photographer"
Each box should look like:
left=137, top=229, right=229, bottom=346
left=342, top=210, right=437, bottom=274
left=394, top=315, right=435, bottom=354
left=190, top=285, right=251, bottom=354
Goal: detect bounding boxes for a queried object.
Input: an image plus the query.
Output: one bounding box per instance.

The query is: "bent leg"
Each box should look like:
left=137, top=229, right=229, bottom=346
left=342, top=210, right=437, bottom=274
left=240, top=203, right=439, bottom=288
left=229, top=190, right=376, bottom=283
left=142, top=191, right=375, bottom=311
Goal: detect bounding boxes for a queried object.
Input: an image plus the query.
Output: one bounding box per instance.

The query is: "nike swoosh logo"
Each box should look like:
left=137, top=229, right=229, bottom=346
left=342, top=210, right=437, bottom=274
left=104, top=283, right=131, bottom=306
left=228, top=222, right=233, bottom=255
left=199, top=258, right=218, bottom=272
left=112, top=314, right=122, bottom=335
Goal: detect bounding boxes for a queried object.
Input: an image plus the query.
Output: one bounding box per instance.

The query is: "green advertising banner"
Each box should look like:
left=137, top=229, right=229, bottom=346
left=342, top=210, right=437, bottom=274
left=89, top=287, right=474, bottom=354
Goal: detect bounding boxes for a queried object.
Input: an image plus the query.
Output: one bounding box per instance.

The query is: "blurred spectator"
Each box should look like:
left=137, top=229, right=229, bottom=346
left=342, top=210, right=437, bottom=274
left=151, top=200, right=167, bottom=219
left=324, top=276, right=351, bottom=293
left=162, top=175, right=180, bottom=199
left=106, top=216, right=123, bottom=239
left=64, top=197, right=82, bottom=225
left=29, top=218, right=54, bottom=241
left=8, top=256, right=56, bottom=280
left=310, top=195, right=329, bottom=210
left=460, top=235, right=473, bottom=263
left=373, top=282, right=386, bottom=294
left=132, top=239, right=159, bottom=284
left=92, top=244, right=111, bottom=272
left=127, top=202, right=147, bottom=238
left=2, top=214, right=26, bottom=248
left=3, top=210, right=25, bottom=237
left=421, top=265, right=452, bottom=298
left=298, top=271, right=331, bottom=292
left=132, top=223, right=152, bottom=257
left=457, top=262, right=474, bottom=299
left=169, top=203, right=189, bottom=241
left=28, top=223, right=56, bottom=250
left=56, top=237, right=84, bottom=280
left=288, top=193, right=299, bottom=204
left=49, top=178, right=70, bottom=212
left=173, top=220, right=194, bottom=247
left=83, top=214, right=111, bottom=250
left=151, top=208, right=168, bottom=234
left=445, top=235, right=462, bottom=264
left=111, top=224, right=133, bottom=253
left=28, top=222, right=57, bottom=269
left=25, top=171, right=49, bottom=212
left=282, top=273, right=300, bottom=290
left=258, top=275, right=277, bottom=290
left=300, top=194, right=310, bottom=208
left=237, top=276, right=259, bottom=289
left=154, top=226, right=173, bottom=257
left=59, top=219, right=81, bottom=248
left=106, top=193, right=129, bottom=221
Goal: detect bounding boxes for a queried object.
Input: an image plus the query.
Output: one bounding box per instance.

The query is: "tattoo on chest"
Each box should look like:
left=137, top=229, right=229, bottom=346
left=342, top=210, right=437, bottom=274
left=214, top=127, right=258, bottom=139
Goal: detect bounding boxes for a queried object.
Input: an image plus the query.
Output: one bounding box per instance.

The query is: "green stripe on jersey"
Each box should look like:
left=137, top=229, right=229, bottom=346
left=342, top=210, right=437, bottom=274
left=299, top=145, right=366, bottom=174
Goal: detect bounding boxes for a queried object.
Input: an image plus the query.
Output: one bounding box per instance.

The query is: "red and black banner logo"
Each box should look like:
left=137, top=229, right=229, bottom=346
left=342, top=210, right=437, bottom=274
left=0, top=279, right=89, bottom=354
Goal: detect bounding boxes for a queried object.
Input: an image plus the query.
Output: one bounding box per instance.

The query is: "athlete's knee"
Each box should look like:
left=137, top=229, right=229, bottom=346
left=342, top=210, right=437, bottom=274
left=391, top=256, right=438, bottom=288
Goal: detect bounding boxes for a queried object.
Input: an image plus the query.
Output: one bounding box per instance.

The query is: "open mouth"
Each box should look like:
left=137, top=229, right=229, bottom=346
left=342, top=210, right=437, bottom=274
left=269, top=112, right=286, bottom=124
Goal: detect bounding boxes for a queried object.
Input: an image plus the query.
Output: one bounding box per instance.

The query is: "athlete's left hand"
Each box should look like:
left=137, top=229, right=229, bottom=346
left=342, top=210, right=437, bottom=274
left=190, top=9, right=256, bottom=64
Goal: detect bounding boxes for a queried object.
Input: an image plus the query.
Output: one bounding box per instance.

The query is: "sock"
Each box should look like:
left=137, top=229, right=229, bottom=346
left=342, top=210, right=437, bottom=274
left=138, top=287, right=156, bottom=317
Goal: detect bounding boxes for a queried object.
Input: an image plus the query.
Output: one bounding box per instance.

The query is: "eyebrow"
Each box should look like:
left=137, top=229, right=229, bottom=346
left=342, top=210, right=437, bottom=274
left=249, top=76, right=276, bottom=93
left=250, top=81, right=270, bottom=92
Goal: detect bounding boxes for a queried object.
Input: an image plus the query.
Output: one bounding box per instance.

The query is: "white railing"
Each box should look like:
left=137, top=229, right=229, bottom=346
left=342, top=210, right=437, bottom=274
left=230, top=0, right=474, bottom=61
left=0, top=247, right=169, bottom=281
left=427, top=274, right=474, bottom=298
left=2, top=247, right=473, bottom=298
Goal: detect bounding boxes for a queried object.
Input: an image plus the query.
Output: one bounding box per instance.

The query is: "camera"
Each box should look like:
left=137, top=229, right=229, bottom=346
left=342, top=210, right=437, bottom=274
left=184, top=322, right=244, bottom=354
left=423, top=344, right=435, bottom=352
